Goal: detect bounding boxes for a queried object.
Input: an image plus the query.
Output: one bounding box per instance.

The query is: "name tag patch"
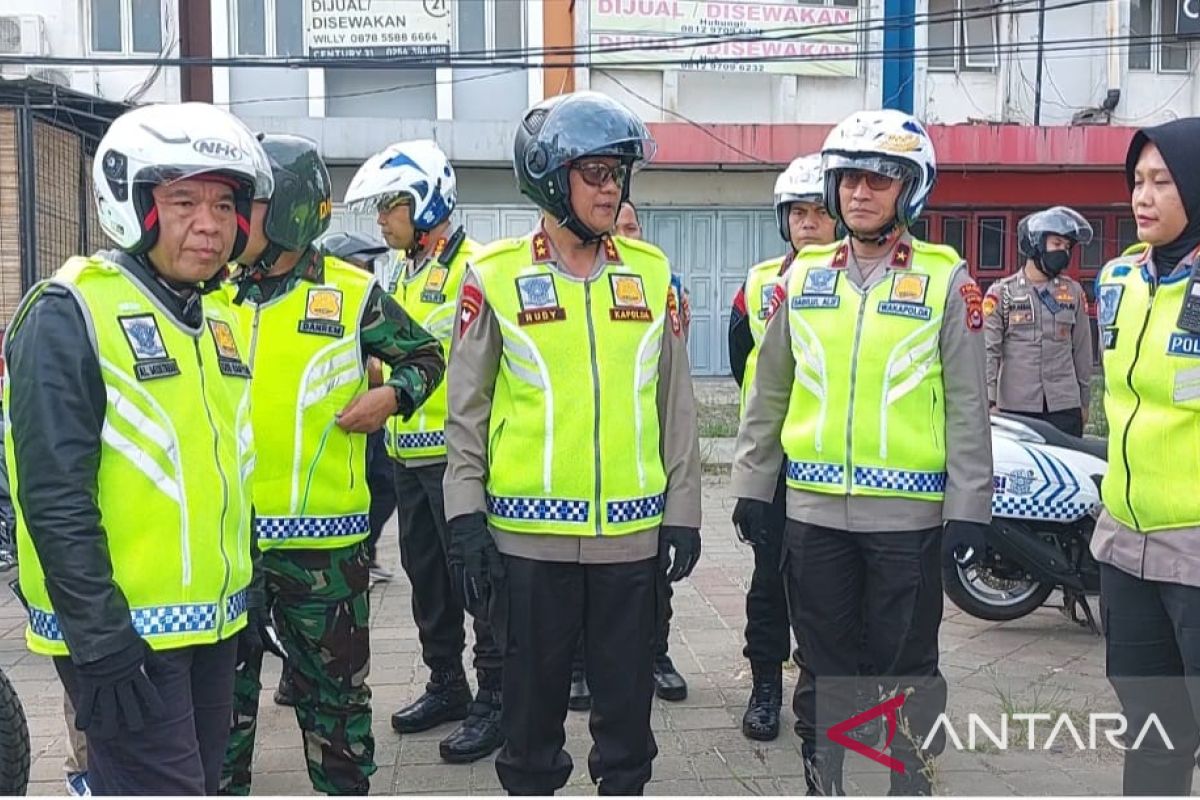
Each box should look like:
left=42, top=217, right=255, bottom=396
left=208, top=319, right=251, bottom=379
left=758, top=283, right=777, bottom=320
left=420, top=266, right=449, bottom=304
left=609, top=274, right=652, bottom=322
left=119, top=315, right=180, bottom=381
left=792, top=295, right=841, bottom=310
left=877, top=301, right=933, bottom=321
left=1167, top=332, right=1200, bottom=358
left=1103, top=328, right=1118, bottom=349
left=301, top=288, right=346, bottom=337
left=516, top=274, right=566, bottom=326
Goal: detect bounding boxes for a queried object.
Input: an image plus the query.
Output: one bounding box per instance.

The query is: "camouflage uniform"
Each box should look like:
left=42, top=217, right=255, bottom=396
left=221, top=251, right=444, bottom=795
left=222, top=546, right=374, bottom=795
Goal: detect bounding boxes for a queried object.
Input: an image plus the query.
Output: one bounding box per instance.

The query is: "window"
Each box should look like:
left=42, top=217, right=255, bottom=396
left=977, top=215, right=1006, bottom=270
left=943, top=216, right=967, bottom=257
left=909, top=218, right=930, bottom=241
left=456, top=0, right=524, bottom=55
left=234, top=0, right=304, bottom=57
left=89, top=0, right=162, bottom=54
left=1129, top=0, right=1191, bottom=72
left=1081, top=218, right=1105, bottom=269
left=928, top=0, right=999, bottom=72
left=1117, top=217, right=1139, bottom=253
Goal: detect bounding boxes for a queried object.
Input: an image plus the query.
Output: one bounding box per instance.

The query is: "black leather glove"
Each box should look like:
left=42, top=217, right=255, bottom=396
left=236, top=607, right=280, bottom=667
left=659, top=526, right=702, bottom=582
left=943, top=520, right=991, bottom=567
left=74, top=639, right=165, bottom=740
left=448, top=511, right=504, bottom=618
left=731, top=497, right=773, bottom=547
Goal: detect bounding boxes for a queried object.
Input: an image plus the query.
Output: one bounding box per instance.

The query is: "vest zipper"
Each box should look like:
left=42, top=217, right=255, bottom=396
left=193, top=339, right=234, bottom=638
left=1120, top=281, right=1155, bottom=534
left=843, top=286, right=871, bottom=492
left=248, top=305, right=262, bottom=370
left=584, top=279, right=603, bottom=536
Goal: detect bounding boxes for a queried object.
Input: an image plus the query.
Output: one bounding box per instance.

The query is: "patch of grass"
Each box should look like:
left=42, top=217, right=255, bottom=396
left=697, top=402, right=741, bottom=438
left=988, top=674, right=1090, bottom=751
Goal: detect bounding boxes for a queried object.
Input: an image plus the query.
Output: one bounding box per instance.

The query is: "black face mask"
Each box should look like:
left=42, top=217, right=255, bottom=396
left=1037, top=249, right=1071, bottom=277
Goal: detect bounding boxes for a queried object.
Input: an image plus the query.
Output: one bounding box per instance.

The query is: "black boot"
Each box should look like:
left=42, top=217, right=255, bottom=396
left=569, top=669, right=592, bottom=711
left=742, top=662, right=783, bottom=741
left=652, top=653, right=687, bottom=701
left=391, top=668, right=471, bottom=733
left=273, top=669, right=298, bottom=707
left=803, top=744, right=845, bottom=797
left=439, top=688, right=504, bottom=763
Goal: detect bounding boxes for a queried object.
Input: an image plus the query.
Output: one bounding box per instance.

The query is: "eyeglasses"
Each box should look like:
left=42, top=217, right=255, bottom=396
left=571, top=162, right=629, bottom=189
left=376, top=194, right=411, bottom=214
left=839, top=170, right=896, bottom=191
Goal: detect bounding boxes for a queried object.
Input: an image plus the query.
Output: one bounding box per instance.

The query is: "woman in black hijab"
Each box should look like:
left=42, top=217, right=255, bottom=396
left=1091, top=116, right=1200, bottom=795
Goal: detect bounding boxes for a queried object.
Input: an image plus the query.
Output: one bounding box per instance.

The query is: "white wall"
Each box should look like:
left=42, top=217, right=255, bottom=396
left=1, top=0, right=179, bottom=103
left=919, top=0, right=1197, bottom=125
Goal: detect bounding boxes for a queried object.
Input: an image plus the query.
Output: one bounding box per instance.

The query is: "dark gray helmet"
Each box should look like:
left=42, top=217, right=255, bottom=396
left=513, top=91, right=655, bottom=242
left=317, top=230, right=389, bottom=272
left=1017, top=206, right=1093, bottom=259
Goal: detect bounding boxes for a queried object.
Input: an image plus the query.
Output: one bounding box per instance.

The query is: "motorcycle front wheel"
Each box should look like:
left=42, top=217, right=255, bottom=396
left=943, top=559, right=1054, bottom=622
left=0, top=665, right=30, bottom=795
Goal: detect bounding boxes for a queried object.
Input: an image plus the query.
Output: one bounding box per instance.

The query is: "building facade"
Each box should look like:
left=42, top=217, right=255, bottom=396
left=2, top=1, right=1196, bottom=372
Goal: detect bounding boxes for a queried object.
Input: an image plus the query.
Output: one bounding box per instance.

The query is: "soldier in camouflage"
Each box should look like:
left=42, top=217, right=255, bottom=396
left=219, top=134, right=444, bottom=796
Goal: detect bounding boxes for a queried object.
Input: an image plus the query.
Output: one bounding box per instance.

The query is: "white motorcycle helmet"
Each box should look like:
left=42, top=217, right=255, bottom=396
left=92, top=102, right=273, bottom=259
left=344, top=139, right=457, bottom=234
left=820, top=109, right=937, bottom=240
left=773, top=154, right=824, bottom=243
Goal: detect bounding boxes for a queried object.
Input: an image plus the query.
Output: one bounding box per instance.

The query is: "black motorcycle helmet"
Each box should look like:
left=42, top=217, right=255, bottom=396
left=252, top=133, right=332, bottom=273
left=513, top=91, right=655, bottom=243
left=1017, top=206, right=1093, bottom=277
left=317, top=230, right=389, bottom=273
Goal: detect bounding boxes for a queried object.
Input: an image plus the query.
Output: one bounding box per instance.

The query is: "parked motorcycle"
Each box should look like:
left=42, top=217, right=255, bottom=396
left=943, top=413, right=1107, bottom=632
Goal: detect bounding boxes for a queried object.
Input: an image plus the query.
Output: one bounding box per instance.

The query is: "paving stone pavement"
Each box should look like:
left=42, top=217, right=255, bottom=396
left=1, top=474, right=1179, bottom=795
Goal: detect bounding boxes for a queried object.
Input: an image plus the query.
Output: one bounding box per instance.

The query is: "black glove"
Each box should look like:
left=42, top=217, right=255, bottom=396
left=448, top=511, right=504, bottom=618
left=659, top=526, right=702, bottom=582
left=236, top=607, right=279, bottom=667
left=943, top=520, right=991, bottom=567
left=731, top=497, right=772, bottom=547
left=74, top=639, right=165, bottom=740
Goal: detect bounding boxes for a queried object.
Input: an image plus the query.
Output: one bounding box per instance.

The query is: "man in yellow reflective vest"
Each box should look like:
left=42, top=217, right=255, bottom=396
left=444, top=91, right=703, bottom=795
left=728, top=153, right=837, bottom=746
left=4, top=103, right=270, bottom=794
left=731, top=110, right=993, bottom=794
left=344, top=139, right=505, bottom=762
left=220, top=134, right=445, bottom=795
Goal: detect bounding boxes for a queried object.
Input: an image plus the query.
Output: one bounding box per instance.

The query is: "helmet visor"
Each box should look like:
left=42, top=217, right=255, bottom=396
left=823, top=153, right=913, bottom=181
left=1022, top=206, right=1094, bottom=245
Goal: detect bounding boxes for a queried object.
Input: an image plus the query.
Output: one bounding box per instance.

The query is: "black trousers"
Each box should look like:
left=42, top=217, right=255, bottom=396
left=999, top=406, right=1084, bottom=437
left=493, top=556, right=659, bottom=795
left=393, top=461, right=501, bottom=676
left=1101, top=562, right=1200, bottom=796
left=55, top=638, right=238, bottom=795
left=784, top=521, right=947, bottom=783
left=364, top=430, right=397, bottom=563
left=744, top=468, right=793, bottom=667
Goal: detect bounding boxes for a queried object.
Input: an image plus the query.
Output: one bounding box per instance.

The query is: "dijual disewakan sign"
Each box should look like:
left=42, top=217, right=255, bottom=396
left=304, top=0, right=452, bottom=60
left=588, top=0, right=860, bottom=77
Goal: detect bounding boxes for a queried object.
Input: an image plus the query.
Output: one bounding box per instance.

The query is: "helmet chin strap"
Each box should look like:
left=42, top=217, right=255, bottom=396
left=848, top=218, right=900, bottom=248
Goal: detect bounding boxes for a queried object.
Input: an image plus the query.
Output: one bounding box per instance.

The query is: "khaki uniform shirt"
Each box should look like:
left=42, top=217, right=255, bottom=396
left=442, top=230, right=703, bottom=563
left=984, top=271, right=1092, bottom=413
left=731, top=234, right=994, bottom=531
